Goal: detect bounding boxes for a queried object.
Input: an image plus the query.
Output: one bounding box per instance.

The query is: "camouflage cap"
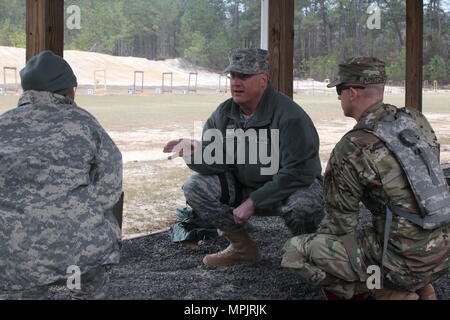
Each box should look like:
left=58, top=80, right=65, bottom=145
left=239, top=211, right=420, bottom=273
left=223, top=48, right=269, bottom=75
left=327, top=57, right=387, bottom=88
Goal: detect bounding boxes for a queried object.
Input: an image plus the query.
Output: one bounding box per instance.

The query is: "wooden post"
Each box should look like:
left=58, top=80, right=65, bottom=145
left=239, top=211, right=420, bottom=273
left=26, top=0, right=64, bottom=62
left=269, top=0, right=294, bottom=98
left=405, top=0, right=423, bottom=112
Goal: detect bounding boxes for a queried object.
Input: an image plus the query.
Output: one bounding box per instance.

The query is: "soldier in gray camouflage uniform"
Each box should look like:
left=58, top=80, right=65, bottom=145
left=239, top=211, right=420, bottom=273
left=281, top=57, right=449, bottom=300
left=164, top=48, right=324, bottom=267
left=0, top=51, right=122, bottom=300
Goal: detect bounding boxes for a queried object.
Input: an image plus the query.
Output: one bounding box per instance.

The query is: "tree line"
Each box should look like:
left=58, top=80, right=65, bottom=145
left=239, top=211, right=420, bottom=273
left=0, top=0, right=449, bottom=84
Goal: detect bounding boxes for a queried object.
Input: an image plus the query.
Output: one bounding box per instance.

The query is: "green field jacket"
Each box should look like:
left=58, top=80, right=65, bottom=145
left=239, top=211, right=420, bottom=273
left=185, top=83, right=322, bottom=209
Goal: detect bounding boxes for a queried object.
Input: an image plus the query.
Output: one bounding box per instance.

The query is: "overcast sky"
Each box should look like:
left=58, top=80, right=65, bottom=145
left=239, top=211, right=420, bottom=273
left=436, top=0, right=450, bottom=12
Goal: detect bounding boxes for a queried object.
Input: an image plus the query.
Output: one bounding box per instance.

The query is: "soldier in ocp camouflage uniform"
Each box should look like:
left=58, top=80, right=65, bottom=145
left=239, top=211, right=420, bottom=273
left=164, top=48, right=324, bottom=267
left=281, top=57, right=449, bottom=300
left=0, top=51, right=122, bottom=300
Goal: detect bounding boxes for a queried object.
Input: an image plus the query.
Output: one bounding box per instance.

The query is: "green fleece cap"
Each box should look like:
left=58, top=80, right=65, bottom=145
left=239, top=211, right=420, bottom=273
left=20, top=50, right=77, bottom=95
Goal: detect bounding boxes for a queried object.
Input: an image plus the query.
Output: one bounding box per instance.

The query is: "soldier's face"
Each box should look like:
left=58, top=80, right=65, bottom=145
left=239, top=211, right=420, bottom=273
left=230, top=72, right=269, bottom=108
left=338, top=88, right=353, bottom=117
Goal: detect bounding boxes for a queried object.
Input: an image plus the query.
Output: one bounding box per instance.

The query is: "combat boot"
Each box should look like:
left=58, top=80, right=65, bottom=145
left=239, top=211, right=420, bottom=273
left=373, top=288, right=419, bottom=300
left=322, top=283, right=371, bottom=300
left=416, top=284, right=437, bottom=300
left=203, top=228, right=261, bottom=267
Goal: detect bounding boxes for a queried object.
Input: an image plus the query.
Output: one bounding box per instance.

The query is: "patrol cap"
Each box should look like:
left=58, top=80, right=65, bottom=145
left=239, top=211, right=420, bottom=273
left=223, top=48, right=269, bottom=75
left=327, top=57, right=387, bottom=88
left=20, top=50, right=78, bottom=95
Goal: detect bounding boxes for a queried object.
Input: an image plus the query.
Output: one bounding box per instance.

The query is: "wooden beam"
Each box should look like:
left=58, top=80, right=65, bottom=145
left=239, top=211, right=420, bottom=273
left=26, top=0, right=64, bottom=62
left=269, top=0, right=294, bottom=98
left=405, top=0, right=423, bottom=112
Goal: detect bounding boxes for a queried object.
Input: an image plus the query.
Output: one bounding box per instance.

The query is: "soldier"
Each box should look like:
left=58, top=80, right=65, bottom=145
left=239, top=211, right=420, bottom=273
left=281, top=57, right=449, bottom=300
left=163, top=48, right=324, bottom=267
left=0, top=51, right=123, bottom=299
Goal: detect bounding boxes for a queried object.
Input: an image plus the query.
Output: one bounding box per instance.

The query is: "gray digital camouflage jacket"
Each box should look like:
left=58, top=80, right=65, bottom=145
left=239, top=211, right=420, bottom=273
left=0, top=90, right=122, bottom=291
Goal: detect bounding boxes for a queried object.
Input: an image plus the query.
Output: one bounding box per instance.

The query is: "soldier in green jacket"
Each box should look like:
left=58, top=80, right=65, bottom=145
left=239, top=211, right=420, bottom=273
left=164, top=48, right=324, bottom=267
left=281, top=57, right=449, bottom=300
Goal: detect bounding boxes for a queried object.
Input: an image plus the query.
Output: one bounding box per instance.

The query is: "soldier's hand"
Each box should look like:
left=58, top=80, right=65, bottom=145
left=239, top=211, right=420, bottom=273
left=163, top=138, right=196, bottom=160
left=233, top=198, right=256, bottom=225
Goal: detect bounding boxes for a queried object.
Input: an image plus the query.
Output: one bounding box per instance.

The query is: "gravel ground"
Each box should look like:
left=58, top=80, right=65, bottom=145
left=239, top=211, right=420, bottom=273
left=48, top=208, right=449, bottom=300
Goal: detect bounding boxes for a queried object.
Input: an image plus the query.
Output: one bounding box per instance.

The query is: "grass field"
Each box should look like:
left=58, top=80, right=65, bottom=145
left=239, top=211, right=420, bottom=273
left=1, top=92, right=449, bottom=237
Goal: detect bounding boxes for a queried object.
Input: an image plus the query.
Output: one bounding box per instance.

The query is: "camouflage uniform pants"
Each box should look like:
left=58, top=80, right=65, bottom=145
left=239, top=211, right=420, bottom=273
left=281, top=233, right=367, bottom=299
left=0, top=266, right=111, bottom=300
left=182, top=172, right=324, bottom=234
left=281, top=228, right=448, bottom=299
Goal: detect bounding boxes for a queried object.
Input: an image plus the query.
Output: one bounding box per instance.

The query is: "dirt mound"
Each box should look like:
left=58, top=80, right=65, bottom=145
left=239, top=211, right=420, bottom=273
left=0, top=46, right=222, bottom=89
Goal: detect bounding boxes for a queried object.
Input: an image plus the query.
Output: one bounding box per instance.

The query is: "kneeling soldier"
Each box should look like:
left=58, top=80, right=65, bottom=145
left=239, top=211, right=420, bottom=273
left=281, top=57, right=449, bottom=300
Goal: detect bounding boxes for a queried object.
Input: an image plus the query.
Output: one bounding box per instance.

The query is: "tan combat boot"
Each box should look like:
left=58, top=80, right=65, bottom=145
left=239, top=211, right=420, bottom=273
left=416, top=284, right=437, bottom=300
left=373, top=288, right=419, bottom=300
left=202, top=228, right=261, bottom=267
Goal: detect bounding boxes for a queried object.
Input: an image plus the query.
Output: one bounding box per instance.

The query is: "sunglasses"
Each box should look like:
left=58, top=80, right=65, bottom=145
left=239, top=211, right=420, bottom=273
left=227, top=73, right=258, bottom=81
left=336, top=85, right=366, bottom=95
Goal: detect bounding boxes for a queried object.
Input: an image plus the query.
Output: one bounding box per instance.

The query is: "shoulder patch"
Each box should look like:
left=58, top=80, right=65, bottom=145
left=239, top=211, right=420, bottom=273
left=345, top=130, right=384, bottom=151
